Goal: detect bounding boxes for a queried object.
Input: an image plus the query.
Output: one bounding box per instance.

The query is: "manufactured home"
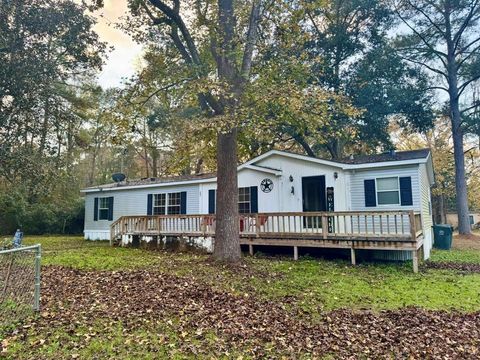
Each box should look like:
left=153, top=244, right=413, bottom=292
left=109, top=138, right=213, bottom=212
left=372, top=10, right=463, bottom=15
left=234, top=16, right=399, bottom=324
left=81, top=149, right=435, bottom=270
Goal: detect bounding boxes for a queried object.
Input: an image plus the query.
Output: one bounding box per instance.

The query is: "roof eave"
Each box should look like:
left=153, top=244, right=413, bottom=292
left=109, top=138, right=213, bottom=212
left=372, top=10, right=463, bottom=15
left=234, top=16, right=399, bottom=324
left=81, top=177, right=217, bottom=193
left=240, top=164, right=283, bottom=176
left=343, top=157, right=429, bottom=170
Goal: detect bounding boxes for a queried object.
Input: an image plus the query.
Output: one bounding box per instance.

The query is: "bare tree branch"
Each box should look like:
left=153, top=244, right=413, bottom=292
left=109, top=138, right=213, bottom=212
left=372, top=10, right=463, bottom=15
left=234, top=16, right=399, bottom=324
left=458, top=74, right=480, bottom=96
left=394, top=4, right=448, bottom=67
left=398, top=54, right=448, bottom=78
left=405, top=0, right=446, bottom=37
left=457, top=42, right=480, bottom=68
left=148, top=0, right=202, bottom=65
left=453, top=0, right=480, bottom=50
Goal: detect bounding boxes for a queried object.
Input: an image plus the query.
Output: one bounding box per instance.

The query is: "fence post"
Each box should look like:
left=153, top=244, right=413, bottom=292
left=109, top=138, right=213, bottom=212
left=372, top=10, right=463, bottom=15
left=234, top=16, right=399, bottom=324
left=34, top=245, right=41, bottom=311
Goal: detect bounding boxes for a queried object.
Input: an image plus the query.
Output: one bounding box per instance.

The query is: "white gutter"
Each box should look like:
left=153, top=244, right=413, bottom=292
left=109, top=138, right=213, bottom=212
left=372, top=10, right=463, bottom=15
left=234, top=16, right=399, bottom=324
left=81, top=177, right=217, bottom=193
left=342, top=158, right=429, bottom=170
left=241, top=164, right=282, bottom=176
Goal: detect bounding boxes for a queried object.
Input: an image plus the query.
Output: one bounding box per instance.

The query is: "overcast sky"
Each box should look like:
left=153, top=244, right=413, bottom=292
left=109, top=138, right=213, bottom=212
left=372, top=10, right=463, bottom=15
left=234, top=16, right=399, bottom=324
left=92, top=0, right=143, bottom=89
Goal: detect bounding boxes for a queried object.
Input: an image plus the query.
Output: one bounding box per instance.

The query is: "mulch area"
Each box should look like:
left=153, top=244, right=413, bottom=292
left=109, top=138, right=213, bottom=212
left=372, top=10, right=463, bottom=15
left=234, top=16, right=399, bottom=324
left=4, top=266, right=480, bottom=359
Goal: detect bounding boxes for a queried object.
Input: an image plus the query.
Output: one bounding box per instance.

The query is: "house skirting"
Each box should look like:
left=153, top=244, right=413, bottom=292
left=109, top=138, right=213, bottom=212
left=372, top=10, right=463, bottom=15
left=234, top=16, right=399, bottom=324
left=84, top=230, right=110, bottom=241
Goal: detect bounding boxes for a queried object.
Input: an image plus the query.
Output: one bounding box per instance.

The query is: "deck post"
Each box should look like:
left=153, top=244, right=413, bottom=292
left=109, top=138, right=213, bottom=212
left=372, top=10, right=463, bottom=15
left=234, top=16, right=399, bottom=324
left=293, top=246, right=298, bottom=260
left=412, top=249, right=419, bottom=273
left=249, top=244, right=254, bottom=256
left=409, top=210, right=416, bottom=241
left=255, top=214, right=260, bottom=236
left=350, top=248, right=356, bottom=265
left=321, top=215, right=328, bottom=240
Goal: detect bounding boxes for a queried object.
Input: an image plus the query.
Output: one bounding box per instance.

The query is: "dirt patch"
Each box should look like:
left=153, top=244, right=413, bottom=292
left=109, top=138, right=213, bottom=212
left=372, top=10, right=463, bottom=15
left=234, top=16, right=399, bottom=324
left=453, top=233, right=480, bottom=250
left=4, top=266, right=480, bottom=358
left=424, top=261, right=480, bottom=273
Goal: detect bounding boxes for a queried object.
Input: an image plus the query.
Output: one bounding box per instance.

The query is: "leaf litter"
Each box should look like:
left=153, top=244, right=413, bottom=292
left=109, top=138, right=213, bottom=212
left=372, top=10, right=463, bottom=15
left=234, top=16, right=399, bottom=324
left=2, top=265, right=480, bottom=359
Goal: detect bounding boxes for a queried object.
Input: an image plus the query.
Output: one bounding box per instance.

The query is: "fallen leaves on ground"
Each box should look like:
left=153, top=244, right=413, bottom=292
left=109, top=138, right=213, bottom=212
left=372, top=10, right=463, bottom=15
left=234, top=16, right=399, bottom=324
left=453, top=233, right=480, bottom=249
left=424, top=261, right=480, bottom=273
left=3, top=266, right=480, bottom=359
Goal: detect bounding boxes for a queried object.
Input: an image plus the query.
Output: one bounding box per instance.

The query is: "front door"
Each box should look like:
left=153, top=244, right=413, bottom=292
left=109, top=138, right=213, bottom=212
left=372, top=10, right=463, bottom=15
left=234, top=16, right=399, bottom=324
left=302, top=176, right=326, bottom=228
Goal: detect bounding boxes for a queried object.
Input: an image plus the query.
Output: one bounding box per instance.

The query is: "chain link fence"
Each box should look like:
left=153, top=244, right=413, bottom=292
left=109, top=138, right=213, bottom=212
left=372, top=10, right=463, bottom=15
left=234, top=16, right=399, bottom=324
left=0, top=244, right=41, bottom=329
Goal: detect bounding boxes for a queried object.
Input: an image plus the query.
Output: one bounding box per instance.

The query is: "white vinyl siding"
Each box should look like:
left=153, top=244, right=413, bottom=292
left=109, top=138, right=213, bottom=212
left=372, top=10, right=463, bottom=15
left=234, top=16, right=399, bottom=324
left=84, top=184, right=200, bottom=233
left=349, top=165, right=421, bottom=211
left=419, top=163, right=434, bottom=259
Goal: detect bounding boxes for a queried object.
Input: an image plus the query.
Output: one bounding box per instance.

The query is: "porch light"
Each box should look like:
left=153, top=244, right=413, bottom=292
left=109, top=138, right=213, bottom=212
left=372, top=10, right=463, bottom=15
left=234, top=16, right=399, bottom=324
left=334, top=172, right=338, bottom=179
left=289, top=175, right=294, bottom=182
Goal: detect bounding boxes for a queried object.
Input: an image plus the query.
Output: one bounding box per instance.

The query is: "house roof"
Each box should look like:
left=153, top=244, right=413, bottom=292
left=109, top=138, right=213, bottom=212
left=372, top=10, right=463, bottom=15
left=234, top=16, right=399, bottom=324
left=338, top=149, right=431, bottom=164
left=84, top=172, right=216, bottom=191
left=82, top=148, right=433, bottom=193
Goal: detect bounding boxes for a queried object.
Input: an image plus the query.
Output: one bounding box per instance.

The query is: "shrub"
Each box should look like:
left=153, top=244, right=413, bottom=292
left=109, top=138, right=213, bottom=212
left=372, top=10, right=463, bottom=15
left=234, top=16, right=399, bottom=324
left=0, top=192, right=84, bottom=235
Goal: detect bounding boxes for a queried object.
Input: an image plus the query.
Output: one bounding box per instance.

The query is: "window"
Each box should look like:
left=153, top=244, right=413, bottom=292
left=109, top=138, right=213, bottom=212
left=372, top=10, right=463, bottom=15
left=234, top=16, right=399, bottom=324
left=208, top=187, right=257, bottom=214
left=152, top=193, right=182, bottom=215
left=153, top=194, right=166, bottom=215
left=376, top=177, right=400, bottom=205
left=98, top=197, right=110, bottom=220
left=167, top=192, right=182, bottom=215
left=238, top=187, right=251, bottom=214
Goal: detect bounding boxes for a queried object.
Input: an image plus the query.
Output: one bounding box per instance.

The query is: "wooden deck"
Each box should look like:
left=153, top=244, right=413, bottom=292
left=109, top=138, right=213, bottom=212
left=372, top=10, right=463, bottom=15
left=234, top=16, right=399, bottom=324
left=110, top=211, right=424, bottom=272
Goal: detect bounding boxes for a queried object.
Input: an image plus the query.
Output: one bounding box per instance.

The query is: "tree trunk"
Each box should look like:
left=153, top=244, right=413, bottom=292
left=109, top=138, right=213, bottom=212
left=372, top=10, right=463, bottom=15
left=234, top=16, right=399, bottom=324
left=151, top=145, right=159, bottom=177
left=195, top=158, right=204, bottom=174
left=433, top=193, right=446, bottom=224
left=213, top=129, right=241, bottom=263
left=451, top=109, right=471, bottom=234
left=447, top=58, right=471, bottom=234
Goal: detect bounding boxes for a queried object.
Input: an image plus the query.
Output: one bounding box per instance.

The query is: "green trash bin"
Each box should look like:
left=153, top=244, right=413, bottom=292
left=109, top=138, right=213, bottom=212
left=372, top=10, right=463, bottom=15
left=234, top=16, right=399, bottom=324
left=433, top=224, right=453, bottom=250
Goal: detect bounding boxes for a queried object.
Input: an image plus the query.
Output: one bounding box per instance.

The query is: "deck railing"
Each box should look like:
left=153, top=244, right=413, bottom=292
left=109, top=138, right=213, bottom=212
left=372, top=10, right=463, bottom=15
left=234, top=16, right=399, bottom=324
left=110, top=211, right=422, bottom=243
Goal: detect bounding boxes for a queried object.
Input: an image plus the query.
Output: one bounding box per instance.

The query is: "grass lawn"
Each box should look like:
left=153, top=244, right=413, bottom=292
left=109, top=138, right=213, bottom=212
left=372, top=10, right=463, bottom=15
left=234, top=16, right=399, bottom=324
left=21, top=235, right=480, bottom=312
left=1, top=235, right=479, bottom=359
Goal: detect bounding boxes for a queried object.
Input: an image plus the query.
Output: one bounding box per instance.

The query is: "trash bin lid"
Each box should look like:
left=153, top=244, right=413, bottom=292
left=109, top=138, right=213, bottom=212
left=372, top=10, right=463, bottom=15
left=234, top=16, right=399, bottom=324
left=433, top=224, right=453, bottom=229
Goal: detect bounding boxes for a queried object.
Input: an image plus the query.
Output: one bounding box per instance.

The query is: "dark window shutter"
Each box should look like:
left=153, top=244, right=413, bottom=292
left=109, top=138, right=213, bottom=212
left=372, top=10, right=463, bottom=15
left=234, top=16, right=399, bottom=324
left=400, top=177, right=413, bottom=206
left=108, top=197, right=114, bottom=221
left=147, top=194, right=153, bottom=215
left=180, top=191, right=187, bottom=214
left=250, top=186, right=258, bottom=213
left=364, top=180, right=376, bottom=207
left=208, top=189, right=216, bottom=214
left=93, top=197, right=99, bottom=221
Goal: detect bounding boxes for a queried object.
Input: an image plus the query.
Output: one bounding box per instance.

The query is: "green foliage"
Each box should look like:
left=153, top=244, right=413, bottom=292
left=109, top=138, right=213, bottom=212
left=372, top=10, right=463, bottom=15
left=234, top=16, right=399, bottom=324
left=0, top=195, right=84, bottom=235
left=301, top=0, right=434, bottom=157
left=0, top=0, right=106, bottom=235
